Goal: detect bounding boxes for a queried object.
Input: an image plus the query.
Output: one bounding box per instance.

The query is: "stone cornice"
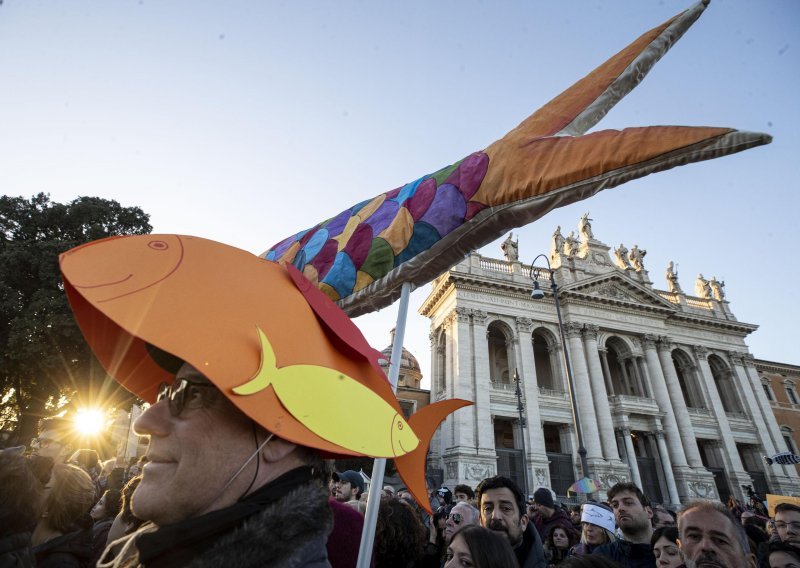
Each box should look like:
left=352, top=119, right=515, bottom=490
left=421, top=267, right=759, bottom=336
left=755, top=359, right=800, bottom=374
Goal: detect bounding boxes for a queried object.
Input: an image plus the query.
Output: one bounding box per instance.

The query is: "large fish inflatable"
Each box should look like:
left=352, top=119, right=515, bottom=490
left=265, top=0, right=770, bottom=316
left=59, top=234, right=470, bottom=514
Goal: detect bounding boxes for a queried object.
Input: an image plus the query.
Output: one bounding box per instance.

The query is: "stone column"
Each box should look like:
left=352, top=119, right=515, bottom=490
left=619, top=357, right=633, bottom=396
left=636, top=356, right=653, bottom=398
left=549, top=343, right=567, bottom=391
left=582, top=324, right=619, bottom=461
left=728, top=352, right=777, bottom=457
left=599, top=350, right=615, bottom=395
left=453, top=307, right=476, bottom=449
left=515, top=317, right=548, bottom=462
left=642, top=335, right=689, bottom=469
left=564, top=322, right=603, bottom=460
left=628, top=356, right=645, bottom=397
left=656, top=337, right=704, bottom=468
left=655, top=430, right=680, bottom=504
left=620, top=426, right=643, bottom=488
left=693, top=345, right=749, bottom=480
left=741, top=353, right=800, bottom=482
left=470, top=310, right=495, bottom=451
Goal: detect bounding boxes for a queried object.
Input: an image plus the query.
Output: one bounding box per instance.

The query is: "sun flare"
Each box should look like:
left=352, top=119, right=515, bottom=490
left=73, top=407, right=105, bottom=436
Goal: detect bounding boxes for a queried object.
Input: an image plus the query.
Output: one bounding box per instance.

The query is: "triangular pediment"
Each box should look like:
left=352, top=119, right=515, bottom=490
left=561, top=272, right=677, bottom=311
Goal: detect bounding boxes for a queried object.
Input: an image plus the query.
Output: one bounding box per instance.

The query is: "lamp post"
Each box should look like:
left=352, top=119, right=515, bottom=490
left=513, top=368, right=529, bottom=497
left=529, top=254, right=590, bottom=483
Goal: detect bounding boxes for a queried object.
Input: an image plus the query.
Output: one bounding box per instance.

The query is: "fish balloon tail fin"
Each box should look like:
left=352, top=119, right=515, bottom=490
left=394, top=398, right=472, bottom=515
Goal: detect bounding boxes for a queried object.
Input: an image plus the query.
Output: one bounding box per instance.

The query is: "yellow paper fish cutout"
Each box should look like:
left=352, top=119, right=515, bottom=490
left=234, top=326, right=420, bottom=458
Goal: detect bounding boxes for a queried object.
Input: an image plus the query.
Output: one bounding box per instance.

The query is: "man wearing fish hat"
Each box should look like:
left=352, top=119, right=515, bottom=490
left=60, top=234, right=467, bottom=567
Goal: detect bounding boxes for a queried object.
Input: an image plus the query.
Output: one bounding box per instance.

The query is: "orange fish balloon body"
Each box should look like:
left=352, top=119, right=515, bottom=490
left=59, top=234, right=470, bottom=513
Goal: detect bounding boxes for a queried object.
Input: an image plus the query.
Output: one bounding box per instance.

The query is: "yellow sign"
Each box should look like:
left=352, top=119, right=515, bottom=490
left=767, top=494, right=800, bottom=517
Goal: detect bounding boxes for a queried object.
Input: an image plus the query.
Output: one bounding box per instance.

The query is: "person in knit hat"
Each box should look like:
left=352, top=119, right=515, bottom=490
left=529, top=487, right=574, bottom=541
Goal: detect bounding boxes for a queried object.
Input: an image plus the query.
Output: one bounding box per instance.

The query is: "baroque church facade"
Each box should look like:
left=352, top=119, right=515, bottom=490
left=419, top=216, right=800, bottom=505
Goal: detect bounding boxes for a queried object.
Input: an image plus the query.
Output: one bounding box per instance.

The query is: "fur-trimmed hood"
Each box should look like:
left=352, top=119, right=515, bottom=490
left=103, top=479, right=332, bottom=568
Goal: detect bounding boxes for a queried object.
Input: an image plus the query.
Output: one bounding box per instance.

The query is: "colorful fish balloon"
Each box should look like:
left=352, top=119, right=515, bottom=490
left=264, top=0, right=771, bottom=317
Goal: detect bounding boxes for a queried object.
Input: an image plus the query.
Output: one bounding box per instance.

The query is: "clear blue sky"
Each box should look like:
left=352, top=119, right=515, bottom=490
left=1, top=1, right=797, bottom=387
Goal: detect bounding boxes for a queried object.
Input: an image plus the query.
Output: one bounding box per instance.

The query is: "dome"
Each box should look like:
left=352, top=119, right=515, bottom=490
left=379, top=345, right=421, bottom=375
left=379, top=337, right=423, bottom=389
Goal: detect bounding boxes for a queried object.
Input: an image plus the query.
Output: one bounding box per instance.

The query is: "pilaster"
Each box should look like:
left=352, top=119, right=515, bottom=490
left=564, top=321, right=603, bottom=461
left=692, top=345, right=749, bottom=485
left=582, top=324, right=620, bottom=461
left=657, top=337, right=704, bottom=468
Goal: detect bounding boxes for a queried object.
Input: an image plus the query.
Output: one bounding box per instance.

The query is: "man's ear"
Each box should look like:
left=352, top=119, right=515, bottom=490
left=260, top=435, right=297, bottom=463
left=520, top=512, right=529, bottom=530
left=645, top=505, right=653, bottom=520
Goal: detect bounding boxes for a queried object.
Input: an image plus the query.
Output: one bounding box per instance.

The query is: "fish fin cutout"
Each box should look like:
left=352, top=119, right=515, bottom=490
left=285, top=263, right=388, bottom=380
left=394, top=398, right=472, bottom=515
left=232, top=326, right=277, bottom=395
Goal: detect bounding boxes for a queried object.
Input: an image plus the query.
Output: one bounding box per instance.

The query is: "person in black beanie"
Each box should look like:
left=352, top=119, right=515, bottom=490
left=529, top=487, right=574, bottom=542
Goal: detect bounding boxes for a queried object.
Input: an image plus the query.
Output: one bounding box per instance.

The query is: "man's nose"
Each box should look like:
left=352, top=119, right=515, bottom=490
left=699, top=534, right=717, bottom=551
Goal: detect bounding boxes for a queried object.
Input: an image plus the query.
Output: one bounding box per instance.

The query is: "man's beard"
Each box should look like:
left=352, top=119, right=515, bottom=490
left=685, top=551, right=729, bottom=568
left=487, top=519, right=522, bottom=547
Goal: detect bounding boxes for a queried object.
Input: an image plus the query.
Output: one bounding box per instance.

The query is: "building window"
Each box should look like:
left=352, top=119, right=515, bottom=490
left=787, top=386, right=799, bottom=405
left=782, top=427, right=797, bottom=454
left=762, top=383, right=773, bottom=401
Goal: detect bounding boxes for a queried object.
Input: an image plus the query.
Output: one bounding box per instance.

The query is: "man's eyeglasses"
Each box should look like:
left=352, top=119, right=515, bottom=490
left=775, top=521, right=800, bottom=532
left=446, top=513, right=464, bottom=525
left=157, top=379, right=217, bottom=417
left=32, top=437, right=59, bottom=448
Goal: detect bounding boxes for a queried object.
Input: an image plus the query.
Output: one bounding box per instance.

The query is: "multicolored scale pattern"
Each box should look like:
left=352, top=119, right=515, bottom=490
left=264, top=151, right=489, bottom=302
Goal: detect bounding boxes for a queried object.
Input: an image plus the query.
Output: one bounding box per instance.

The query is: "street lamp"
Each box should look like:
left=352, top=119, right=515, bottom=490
left=513, top=368, right=529, bottom=497
left=529, top=254, right=590, bottom=484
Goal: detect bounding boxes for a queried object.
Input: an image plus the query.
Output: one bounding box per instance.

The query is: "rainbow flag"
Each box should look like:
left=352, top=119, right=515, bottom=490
left=568, top=477, right=602, bottom=494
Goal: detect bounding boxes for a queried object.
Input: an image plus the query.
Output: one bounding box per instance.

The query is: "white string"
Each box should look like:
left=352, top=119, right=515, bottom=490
left=218, top=433, right=274, bottom=497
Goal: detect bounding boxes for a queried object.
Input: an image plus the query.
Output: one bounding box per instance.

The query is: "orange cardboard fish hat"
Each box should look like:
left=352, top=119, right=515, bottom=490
left=60, top=234, right=469, bottom=513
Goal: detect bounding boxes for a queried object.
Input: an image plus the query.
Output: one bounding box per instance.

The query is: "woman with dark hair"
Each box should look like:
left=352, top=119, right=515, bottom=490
left=650, top=526, right=684, bottom=568
left=32, top=463, right=96, bottom=567
left=375, top=498, right=428, bottom=568
left=423, top=504, right=453, bottom=567
left=90, top=489, right=122, bottom=566
left=545, top=525, right=578, bottom=565
left=445, top=524, right=517, bottom=568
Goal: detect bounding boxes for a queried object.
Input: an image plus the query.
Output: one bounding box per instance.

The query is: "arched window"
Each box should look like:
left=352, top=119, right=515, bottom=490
left=434, top=330, right=446, bottom=393
left=532, top=328, right=559, bottom=390
left=488, top=321, right=513, bottom=385
left=605, top=337, right=645, bottom=397
left=708, top=354, right=742, bottom=413
left=672, top=349, right=706, bottom=409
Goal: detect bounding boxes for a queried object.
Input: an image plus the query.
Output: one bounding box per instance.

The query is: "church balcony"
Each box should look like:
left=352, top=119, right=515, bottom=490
left=489, top=381, right=519, bottom=406
left=608, top=394, right=660, bottom=416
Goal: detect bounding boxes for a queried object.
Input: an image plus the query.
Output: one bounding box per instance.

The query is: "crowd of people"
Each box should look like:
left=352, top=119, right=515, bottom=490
left=2, top=235, right=795, bottom=567
left=5, top=423, right=800, bottom=568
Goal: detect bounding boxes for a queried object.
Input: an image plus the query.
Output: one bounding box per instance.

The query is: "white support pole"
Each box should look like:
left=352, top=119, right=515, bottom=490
left=356, top=282, right=411, bottom=568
